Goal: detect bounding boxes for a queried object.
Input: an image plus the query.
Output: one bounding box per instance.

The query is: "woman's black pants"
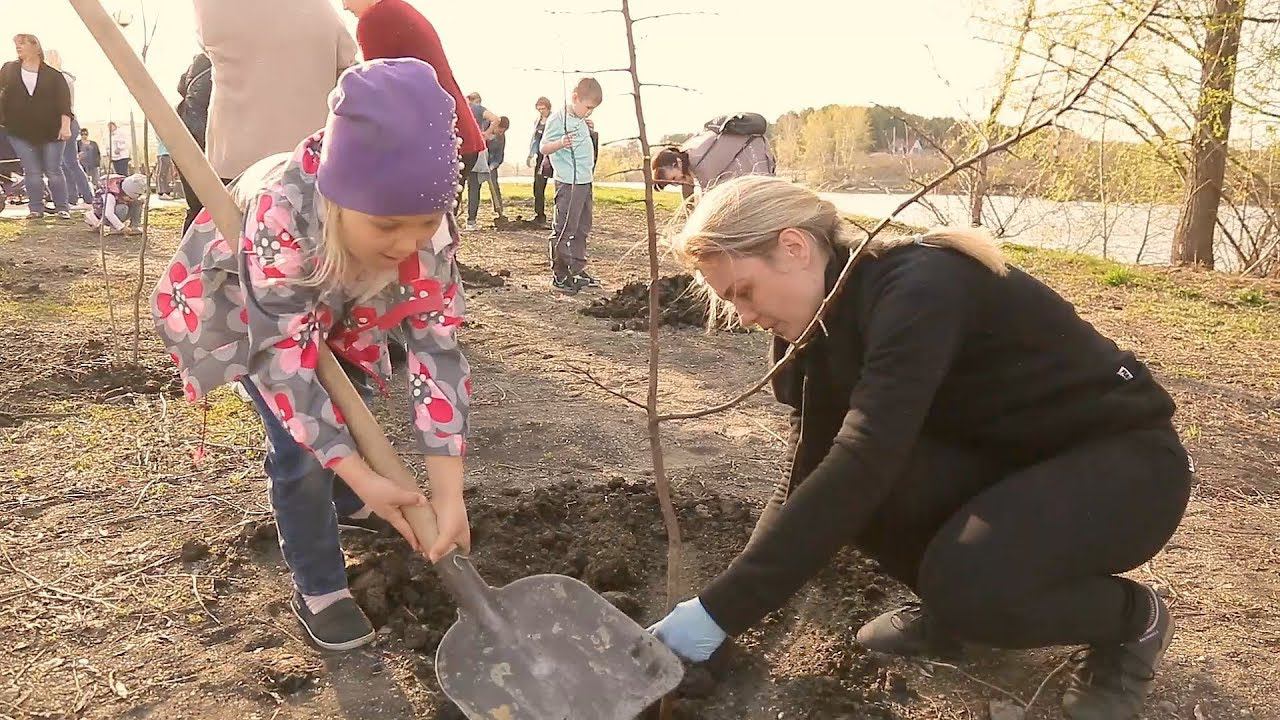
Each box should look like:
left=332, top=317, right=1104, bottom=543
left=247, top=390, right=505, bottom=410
left=752, top=427, right=1192, bottom=649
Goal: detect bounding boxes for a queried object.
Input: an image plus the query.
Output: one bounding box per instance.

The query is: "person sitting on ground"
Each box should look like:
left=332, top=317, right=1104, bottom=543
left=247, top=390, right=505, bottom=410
left=652, top=112, right=776, bottom=201
left=152, top=59, right=472, bottom=653
left=648, top=175, right=1193, bottom=720
left=84, top=173, right=147, bottom=235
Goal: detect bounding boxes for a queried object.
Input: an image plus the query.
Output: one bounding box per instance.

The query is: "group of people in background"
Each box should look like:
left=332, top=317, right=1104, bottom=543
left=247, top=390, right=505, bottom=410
left=0, top=32, right=160, bottom=235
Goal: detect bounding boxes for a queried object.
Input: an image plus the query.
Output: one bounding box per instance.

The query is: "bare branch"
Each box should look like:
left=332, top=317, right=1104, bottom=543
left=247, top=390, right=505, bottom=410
left=599, top=167, right=646, bottom=179
left=639, top=82, right=699, bottom=93
left=602, top=136, right=641, bottom=146
left=563, top=366, right=647, bottom=411
left=632, top=11, right=715, bottom=22
left=659, top=1, right=1160, bottom=422
left=1153, top=10, right=1280, bottom=23
left=521, top=66, right=631, bottom=74
left=546, top=8, right=620, bottom=15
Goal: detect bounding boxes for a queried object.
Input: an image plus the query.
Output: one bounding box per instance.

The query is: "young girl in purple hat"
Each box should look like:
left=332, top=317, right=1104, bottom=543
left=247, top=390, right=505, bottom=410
left=152, top=58, right=471, bottom=651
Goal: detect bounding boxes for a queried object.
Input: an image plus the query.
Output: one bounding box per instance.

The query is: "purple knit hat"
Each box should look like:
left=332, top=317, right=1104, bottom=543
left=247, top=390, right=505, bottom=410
left=317, top=58, right=462, bottom=216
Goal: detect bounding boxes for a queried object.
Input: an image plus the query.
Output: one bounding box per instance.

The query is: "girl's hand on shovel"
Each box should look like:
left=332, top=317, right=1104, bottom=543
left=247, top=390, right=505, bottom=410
left=338, top=459, right=428, bottom=552
left=427, top=492, right=471, bottom=562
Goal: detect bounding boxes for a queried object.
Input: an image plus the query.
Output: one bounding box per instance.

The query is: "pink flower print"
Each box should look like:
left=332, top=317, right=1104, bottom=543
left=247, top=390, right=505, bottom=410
left=331, top=328, right=381, bottom=366
left=463, top=377, right=473, bottom=398
left=271, top=393, right=310, bottom=440
left=411, top=370, right=455, bottom=429
left=183, top=379, right=198, bottom=401
left=347, top=306, right=378, bottom=331
left=402, top=277, right=445, bottom=330
left=300, top=136, right=322, bottom=174
left=155, top=261, right=206, bottom=337
left=273, top=307, right=332, bottom=374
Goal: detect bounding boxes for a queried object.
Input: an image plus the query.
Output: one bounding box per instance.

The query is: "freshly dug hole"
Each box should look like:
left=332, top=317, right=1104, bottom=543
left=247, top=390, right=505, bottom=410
left=341, top=478, right=901, bottom=719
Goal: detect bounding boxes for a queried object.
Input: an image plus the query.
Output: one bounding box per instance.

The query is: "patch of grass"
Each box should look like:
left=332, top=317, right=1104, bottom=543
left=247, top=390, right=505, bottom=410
left=498, top=180, right=924, bottom=235
left=1236, top=288, right=1267, bottom=307
left=0, top=218, right=24, bottom=243
left=146, top=206, right=186, bottom=233
left=1102, top=267, right=1137, bottom=287
left=499, top=182, right=685, bottom=212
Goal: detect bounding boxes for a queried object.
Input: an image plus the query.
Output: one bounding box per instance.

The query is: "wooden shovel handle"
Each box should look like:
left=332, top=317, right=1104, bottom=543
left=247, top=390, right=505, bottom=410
left=69, top=0, right=441, bottom=553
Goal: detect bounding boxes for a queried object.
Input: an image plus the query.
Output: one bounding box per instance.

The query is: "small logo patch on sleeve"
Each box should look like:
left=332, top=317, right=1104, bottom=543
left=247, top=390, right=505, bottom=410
left=1117, top=366, right=1134, bottom=381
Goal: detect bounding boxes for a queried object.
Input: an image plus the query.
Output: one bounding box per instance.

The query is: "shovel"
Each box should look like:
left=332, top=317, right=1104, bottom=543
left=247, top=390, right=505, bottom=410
left=70, top=2, right=685, bottom=717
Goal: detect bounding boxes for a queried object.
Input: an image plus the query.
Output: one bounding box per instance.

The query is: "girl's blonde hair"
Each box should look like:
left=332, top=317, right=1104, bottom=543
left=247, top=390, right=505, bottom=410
left=666, top=175, right=1008, bottom=325
left=305, top=197, right=398, bottom=301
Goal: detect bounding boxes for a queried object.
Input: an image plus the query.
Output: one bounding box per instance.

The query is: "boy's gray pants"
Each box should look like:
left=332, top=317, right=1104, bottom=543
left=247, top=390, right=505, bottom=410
left=550, top=181, right=593, bottom=278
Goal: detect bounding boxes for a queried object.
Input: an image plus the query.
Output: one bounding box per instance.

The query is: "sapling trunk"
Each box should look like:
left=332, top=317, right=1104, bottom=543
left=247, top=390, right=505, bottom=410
left=620, top=1, right=684, bottom=716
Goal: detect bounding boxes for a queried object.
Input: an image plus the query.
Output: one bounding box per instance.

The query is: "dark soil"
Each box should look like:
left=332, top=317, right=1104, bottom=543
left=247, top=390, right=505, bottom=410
left=290, top=478, right=902, bottom=719
left=456, top=262, right=509, bottom=288
left=581, top=274, right=710, bottom=330
left=492, top=215, right=550, bottom=233
left=51, top=338, right=183, bottom=399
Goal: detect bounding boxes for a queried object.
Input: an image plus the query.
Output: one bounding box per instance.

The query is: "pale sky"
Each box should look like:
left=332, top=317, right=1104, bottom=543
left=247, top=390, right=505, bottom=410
left=8, top=0, right=1007, bottom=148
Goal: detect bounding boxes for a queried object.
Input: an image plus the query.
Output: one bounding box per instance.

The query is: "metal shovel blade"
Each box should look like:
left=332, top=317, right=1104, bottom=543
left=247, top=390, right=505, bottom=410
left=434, top=558, right=684, bottom=719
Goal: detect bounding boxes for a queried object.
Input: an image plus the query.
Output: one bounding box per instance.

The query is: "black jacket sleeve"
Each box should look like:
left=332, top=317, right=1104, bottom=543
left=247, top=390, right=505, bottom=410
left=699, top=252, right=982, bottom=635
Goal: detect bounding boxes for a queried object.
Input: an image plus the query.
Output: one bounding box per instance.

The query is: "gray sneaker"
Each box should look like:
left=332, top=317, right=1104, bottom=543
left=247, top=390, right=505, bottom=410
left=1062, top=586, right=1174, bottom=719
left=855, top=602, right=963, bottom=658
left=290, top=592, right=375, bottom=651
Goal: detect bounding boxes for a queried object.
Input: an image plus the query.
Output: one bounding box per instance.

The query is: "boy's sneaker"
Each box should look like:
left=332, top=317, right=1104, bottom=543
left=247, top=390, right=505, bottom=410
left=855, top=602, right=964, bottom=659
left=552, top=274, right=582, bottom=295
left=56, top=211, right=72, bottom=220
left=290, top=591, right=375, bottom=651
left=573, top=271, right=601, bottom=288
left=1062, top=587, right=1173, bottom=720
left=465, top=221, right=478, bottom=231
left=533, top=214, right=548, bottom=228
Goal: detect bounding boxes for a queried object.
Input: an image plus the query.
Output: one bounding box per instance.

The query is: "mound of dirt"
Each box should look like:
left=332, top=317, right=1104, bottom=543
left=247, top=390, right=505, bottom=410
left=581, top=274, right=709, bottom=330
left=336, top=478, right=899, bottom=719
left=457, top=262, right=509, bottom=288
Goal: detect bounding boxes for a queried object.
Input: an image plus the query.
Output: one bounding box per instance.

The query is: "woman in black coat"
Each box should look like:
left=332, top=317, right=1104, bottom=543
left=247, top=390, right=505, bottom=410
left=0, top=34, right=73, bottom=219
left=649, top=175, right=1192, bottom=720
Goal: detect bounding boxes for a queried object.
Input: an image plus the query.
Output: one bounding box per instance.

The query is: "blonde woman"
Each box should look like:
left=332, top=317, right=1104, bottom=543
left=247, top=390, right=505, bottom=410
left=649, top=175, right=1192, bottom=720
left=1, top=34, right=73, bottom=219
left=153, top=59, right=472, bottom=651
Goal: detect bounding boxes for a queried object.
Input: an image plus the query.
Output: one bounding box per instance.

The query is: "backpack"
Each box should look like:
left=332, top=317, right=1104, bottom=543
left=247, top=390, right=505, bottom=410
left=704, top=112, right=768, bottom=137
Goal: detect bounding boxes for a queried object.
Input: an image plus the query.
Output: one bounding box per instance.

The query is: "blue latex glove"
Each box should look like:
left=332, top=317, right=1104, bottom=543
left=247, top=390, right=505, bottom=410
left=647, top=597, right=727, bottom=662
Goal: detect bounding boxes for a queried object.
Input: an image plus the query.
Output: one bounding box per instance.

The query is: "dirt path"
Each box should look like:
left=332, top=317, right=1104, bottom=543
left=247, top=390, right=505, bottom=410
left=1, top=198, right=1277, bottom=720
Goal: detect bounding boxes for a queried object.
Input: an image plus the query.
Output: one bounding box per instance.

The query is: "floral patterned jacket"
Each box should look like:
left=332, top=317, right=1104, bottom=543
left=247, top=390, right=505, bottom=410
left=152, top=133, right=470, bottom=468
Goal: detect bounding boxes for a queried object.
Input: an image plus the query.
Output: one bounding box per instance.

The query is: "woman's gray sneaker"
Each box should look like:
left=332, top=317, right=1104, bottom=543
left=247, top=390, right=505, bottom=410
left=291, top=592, right=376, bottom=651
left=855, top=602, right=963, bottom=659
left=1062, top=586, right=1174, bottom=720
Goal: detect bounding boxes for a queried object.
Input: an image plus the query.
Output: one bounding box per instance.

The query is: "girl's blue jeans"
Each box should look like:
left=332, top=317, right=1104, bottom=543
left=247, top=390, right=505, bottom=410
left=240, top=369, right=372, bottom=596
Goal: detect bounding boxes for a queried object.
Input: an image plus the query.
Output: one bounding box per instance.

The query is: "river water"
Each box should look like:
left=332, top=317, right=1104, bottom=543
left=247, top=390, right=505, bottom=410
left=507, top=177, right=1253, bottom=269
